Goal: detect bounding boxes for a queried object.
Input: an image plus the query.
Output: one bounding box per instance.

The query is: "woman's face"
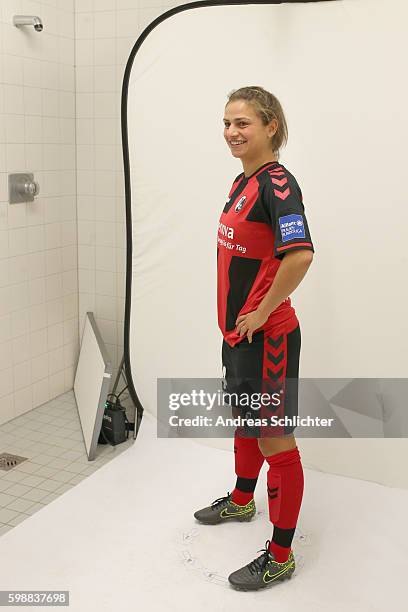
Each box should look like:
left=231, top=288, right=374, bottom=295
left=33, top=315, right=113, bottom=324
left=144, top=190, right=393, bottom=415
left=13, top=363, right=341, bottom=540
left=223, top=100, right=277, bottom=161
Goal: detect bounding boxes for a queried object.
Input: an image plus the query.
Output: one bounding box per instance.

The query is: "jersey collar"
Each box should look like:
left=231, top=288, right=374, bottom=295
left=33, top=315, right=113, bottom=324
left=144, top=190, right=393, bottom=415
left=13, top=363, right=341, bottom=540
left=242, top=160, right=280, bottom=181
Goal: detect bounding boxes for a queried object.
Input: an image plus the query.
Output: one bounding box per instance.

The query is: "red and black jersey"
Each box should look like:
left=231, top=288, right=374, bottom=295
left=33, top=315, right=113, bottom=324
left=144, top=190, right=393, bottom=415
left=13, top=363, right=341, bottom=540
left=217, top=160, right=314, bottom=347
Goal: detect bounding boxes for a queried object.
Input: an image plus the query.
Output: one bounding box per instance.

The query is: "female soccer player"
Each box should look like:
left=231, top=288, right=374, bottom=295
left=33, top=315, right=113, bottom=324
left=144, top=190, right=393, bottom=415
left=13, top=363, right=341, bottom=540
left=193, top=86, right=315, bottom=591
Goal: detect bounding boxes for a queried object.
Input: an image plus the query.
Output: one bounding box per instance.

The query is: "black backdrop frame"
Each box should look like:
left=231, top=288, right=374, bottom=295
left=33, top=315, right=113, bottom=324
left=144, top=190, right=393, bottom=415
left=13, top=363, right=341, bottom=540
left=120, top=0, right=338, bottom=437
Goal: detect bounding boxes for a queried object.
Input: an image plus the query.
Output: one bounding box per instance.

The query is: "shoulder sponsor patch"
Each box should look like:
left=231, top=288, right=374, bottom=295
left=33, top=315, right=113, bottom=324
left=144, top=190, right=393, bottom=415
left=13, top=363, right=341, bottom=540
left=279, top=214, right=305, bottom=242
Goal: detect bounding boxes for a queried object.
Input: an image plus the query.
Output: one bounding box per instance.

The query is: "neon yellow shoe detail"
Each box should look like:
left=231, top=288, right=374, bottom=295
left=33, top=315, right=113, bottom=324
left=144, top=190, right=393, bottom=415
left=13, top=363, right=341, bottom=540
left=194, top=492, right=256, bottom=525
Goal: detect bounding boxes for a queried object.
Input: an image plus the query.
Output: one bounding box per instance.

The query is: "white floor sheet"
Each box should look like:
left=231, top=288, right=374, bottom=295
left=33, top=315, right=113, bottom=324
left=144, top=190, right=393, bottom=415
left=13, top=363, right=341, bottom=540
left=1, top=410, right=407, bottom=611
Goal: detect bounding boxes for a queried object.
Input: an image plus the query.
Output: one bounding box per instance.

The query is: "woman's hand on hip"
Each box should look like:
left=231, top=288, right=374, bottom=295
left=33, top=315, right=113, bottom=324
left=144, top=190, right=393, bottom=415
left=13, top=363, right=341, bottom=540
left=235, top=308, right=269, bottom=343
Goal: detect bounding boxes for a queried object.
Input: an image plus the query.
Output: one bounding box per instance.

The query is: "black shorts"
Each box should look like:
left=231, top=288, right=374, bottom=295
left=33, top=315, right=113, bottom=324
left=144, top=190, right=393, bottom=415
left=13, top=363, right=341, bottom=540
left=222, top=324, right=301, bottom=438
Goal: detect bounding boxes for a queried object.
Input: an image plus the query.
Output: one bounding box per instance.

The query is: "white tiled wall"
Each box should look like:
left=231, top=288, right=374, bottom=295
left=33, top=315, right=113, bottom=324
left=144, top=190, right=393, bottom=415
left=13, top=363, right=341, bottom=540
left=0, top=0, right=181, bottom=426
left=75, top=0, right=179, bottom=396
left=0, top=0, right=77, bottom=426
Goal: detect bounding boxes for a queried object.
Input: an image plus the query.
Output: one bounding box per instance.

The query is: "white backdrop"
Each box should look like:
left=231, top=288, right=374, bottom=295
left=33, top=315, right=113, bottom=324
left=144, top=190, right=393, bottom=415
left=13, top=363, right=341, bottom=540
left=126, top=0, right=408, bottom=486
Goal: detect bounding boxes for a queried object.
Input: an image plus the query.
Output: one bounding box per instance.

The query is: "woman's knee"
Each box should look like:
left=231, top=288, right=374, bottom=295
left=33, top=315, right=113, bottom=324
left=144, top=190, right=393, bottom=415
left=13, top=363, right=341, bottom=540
left=257, top=434, right=297, bottom=457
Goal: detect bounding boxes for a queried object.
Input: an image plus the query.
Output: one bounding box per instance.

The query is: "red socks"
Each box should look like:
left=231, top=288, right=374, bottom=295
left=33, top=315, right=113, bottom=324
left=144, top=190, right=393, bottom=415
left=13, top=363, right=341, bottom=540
left=230, top=437, right=304, bottom=564
left=231, top=433, right=265, bottom=506
left=265, top=447, right=304, bottom=562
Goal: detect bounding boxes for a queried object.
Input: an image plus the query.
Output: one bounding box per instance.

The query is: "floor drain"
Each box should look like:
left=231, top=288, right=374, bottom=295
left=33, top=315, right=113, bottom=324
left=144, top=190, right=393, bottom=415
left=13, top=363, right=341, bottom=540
left=0, top=453, right=28, bottom=471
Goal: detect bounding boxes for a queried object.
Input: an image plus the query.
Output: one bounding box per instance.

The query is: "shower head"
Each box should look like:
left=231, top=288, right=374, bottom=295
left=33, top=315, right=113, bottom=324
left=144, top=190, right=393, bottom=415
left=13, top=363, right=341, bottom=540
left=13, top=15, right=43, bottom=32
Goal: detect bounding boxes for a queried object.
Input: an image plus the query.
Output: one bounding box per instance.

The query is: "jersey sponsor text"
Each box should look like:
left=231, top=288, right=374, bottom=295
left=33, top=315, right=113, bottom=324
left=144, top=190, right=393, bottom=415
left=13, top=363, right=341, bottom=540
left=218, top=222, right=234, bottom=239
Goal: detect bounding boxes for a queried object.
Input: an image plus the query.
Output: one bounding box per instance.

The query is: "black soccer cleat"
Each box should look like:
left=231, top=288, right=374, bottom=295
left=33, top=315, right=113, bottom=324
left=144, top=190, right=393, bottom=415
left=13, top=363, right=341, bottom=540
left=228, top=539, right=295, bottom=591
left=193, top=492, right=256, bottom=525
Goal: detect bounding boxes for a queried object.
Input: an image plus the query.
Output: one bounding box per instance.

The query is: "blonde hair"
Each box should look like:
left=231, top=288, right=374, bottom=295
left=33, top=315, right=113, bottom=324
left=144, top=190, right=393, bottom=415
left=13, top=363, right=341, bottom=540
left=226, top=86, right=288, bottom=161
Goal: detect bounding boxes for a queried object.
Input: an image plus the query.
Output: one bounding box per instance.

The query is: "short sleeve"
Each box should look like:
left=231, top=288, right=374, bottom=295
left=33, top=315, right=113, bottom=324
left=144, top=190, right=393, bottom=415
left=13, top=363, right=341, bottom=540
left=261, top=168, right=315, bottom=260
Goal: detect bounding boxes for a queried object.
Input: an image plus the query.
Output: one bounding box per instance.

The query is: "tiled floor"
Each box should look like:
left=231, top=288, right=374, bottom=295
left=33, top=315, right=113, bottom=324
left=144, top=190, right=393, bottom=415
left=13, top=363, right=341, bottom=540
left=0, top=390, right=134, bottom=536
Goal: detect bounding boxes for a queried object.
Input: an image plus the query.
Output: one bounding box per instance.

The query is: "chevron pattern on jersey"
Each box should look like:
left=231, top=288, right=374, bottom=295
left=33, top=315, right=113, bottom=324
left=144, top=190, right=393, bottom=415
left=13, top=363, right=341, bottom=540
left=267, top=335, right=283, bottom=349
left=266, top=350, right=284, bottom=366
left=268, top=168, right=285, bottom=176
left=265, top=334, right=285, bottom=389
left=267, top=367, right=284, bottom=381
left=271, top=177, right=288, bottom=187
left=268, top=167, right=291, bottom=201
